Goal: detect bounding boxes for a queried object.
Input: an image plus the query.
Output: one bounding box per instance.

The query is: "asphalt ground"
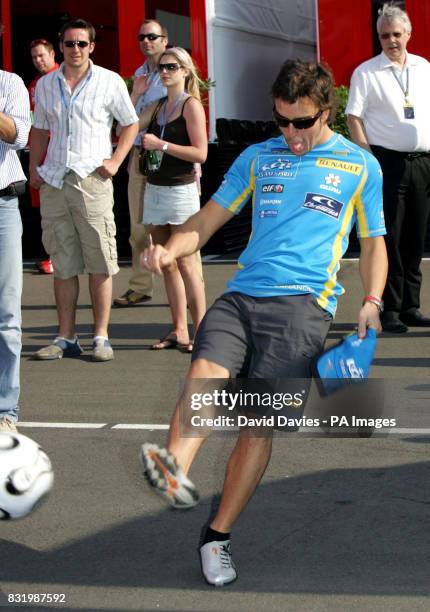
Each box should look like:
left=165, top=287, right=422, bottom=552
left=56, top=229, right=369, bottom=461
left=1, top=260, right=430, bottom=611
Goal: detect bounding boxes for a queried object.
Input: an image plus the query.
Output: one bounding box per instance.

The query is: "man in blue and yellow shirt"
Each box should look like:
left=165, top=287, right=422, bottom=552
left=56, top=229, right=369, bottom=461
left=139, top=60, right=388, bottom=586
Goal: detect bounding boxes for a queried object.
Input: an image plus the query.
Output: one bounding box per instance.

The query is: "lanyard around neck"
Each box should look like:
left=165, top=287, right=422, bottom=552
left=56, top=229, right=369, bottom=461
left=159, top=93, right=187, bottom=139
left=391, top=65, right=409, bottom=101
left=58, top=70, right=91, bottom=112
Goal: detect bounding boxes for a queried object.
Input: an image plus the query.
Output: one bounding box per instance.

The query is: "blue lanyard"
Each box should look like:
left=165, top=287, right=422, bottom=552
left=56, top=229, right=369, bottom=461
left=391, top=66, right=410, bottom=101
left=57, top=70, right=92, bottom=132
left=159, top=93, right=187, bottom=140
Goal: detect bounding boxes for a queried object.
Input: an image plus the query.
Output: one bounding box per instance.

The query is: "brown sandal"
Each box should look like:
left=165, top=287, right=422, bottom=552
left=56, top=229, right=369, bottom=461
left=151, top=335, right=179, bottom=350
left=178, top=341, right=193, bottom=354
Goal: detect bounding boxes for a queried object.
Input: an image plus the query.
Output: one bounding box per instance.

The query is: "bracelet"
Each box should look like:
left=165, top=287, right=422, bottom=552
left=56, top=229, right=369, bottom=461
left=363, top=295, right=384, bottom=312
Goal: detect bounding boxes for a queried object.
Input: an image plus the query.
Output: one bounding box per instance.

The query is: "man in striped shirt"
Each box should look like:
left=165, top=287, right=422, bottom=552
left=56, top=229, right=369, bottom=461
left=113, top=19, right=168, bottom=308
left=0, top=22, right=31, bottom=432
left=30, top=18, right=138, bottom=362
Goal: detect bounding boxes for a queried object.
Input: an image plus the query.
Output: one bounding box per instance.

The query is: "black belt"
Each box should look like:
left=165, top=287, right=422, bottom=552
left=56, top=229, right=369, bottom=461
left=371, top=145, right=430, bottom=160
left=0, top=181, right=26, bottom=197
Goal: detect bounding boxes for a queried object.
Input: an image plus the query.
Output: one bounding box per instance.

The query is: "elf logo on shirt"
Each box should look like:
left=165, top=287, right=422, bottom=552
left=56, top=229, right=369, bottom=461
left=262, top=184, right=284, bottom=193
left=302, top=193, right=344, bottom=219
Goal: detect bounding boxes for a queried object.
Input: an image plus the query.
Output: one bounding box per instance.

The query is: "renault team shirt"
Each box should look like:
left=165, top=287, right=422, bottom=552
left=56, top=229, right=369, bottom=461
left=212, top=133, right=386, bottom=316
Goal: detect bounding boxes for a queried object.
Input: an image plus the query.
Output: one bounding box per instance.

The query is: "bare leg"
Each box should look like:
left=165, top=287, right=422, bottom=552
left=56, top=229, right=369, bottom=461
left=210, top=433, right=273, bottom=533
left=88, top=273, right=112, bottom=337
left=168, top=357, right=273, bottom=533
left=176, top=252, right=206, bottom=337
left=54, top=276, right=79, bottom=338
left=149, top=224, right=189, bottom=345
left=167, top=358, right=229, bottom=473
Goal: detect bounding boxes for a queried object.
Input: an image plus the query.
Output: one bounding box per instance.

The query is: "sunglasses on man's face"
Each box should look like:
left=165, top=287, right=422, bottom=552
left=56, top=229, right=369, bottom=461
left=379, top=31, right=404, bottom=40
left=138, top=33, right=165, bottom=42
left=273, top=108, right=323, bottom=130
left=63, top=40, right=90, bottom=48
left=158, top=63, right=181, bottom=73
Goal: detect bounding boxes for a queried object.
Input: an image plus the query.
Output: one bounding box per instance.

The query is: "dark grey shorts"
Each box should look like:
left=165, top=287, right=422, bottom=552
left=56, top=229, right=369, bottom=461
left=192, top=292, right=332, bottom=378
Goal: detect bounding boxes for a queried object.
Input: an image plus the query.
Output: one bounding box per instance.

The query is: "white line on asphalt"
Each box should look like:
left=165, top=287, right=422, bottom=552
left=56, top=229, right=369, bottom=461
left=15, top=423, right=430, bottom=434
left=18, top=422, right=108, bottom=428
left=18, top=422, right=169, bottom=430
left=112, top=424, right=170, bottom=430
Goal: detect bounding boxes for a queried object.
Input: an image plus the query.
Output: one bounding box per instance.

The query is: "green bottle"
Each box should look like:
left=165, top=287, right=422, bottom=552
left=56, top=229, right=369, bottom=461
left=146, top=149, right=162, bottom=172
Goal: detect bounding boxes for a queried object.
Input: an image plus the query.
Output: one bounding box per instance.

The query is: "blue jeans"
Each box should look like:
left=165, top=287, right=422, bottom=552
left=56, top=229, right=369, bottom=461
left=0, top=196, right=22, bottom=421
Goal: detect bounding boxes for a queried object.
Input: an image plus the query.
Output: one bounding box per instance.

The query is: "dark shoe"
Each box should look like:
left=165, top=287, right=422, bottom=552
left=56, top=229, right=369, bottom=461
left=381, top=311, right=408, bottom=333
left=399, top=309, right=430, bottom=327
left=113, top=290, right=152, bottom=307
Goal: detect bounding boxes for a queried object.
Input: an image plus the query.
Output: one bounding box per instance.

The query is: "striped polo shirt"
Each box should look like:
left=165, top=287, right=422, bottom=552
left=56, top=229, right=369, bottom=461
left=0, top=70, right=31, bottom=189
left=34, top=61, right=138, bottom=188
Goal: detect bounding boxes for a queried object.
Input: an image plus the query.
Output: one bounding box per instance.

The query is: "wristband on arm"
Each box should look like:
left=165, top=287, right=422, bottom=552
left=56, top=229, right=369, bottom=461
left=362, top=295, right=384, bottom=313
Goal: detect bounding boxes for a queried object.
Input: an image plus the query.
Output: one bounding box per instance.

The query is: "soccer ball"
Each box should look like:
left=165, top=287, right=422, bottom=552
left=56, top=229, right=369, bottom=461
left=0, top=433, right=54, bottom=520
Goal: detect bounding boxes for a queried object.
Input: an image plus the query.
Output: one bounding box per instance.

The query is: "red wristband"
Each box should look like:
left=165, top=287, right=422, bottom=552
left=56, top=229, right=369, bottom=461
left=363, top=295, right=383, bottom=312
left=363, top=295, right=382, bottom=304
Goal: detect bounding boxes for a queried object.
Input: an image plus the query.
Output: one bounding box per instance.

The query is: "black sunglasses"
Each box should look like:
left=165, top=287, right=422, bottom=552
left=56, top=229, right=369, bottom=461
left=63, top=40, right=90, bottom=48
left=273, top=108, right=323, bottom=130
left=158, top=63, right=181, bottom=73
left=138, top=33, right=165, bottom=42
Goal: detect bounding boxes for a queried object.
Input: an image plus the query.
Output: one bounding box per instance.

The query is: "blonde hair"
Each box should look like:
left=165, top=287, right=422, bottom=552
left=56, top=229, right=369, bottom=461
left=160, top=47, right=202, bottom=101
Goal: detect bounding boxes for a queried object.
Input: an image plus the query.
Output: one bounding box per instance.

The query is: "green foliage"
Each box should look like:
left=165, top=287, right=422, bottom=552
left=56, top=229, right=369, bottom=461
left=331, top=85, right=350, bottom=139
left=197, top=76, right=216, bottom=107
left=123, top=76, right=134, bottom=94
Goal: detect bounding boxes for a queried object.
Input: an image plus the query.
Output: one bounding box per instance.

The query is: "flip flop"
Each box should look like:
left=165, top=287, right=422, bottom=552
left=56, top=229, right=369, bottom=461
left=151, top=335, right=179, bottom=350
left=178, top=341, right=194, bottom=354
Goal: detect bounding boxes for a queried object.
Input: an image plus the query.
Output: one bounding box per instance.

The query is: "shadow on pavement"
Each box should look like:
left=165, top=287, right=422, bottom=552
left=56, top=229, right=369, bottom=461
left=1, top=461, right=429, bottom=595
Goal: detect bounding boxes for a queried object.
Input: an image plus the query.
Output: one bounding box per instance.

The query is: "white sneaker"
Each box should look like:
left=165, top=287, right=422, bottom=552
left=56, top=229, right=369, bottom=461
left=0, top=417, right=17, bottom=433
left=200, top=540, right=237, bottom=586
left=139, top=443, right=199, bottom=509
left=92, top=336, right=114, bottom=362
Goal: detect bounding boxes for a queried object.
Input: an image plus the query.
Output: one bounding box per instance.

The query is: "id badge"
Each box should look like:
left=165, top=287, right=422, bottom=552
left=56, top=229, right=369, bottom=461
left=404, top=104, right=415, bottom=119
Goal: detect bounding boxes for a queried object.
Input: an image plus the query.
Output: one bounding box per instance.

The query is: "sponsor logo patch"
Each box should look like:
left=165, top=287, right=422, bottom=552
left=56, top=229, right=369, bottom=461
left=260, top=199, right=282, bottom=205
left=262, top=184, right=284, bottom=193
left=259, top=210, right=278, bottom=218
left=302, top=192, right=344, bottom=219
left=325, top=173, right=341, bottom=187
left=316, top=158, right=362, bottom=175
left=257, top=155, right=299, bottom=179
left=261, top=158, right=292, bottom=172
left=319, top=173, right=342, bottom=195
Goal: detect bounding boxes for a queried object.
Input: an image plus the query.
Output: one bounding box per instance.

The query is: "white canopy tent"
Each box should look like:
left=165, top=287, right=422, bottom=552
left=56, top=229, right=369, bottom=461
left=206, top=0, right=317, bottom=138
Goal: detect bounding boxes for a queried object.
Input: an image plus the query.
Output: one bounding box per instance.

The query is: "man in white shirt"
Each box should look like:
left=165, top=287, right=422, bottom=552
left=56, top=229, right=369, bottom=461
left=29, top=18, right=138, bottom=361
left=113, top=19, right=168, bottom=307
left=346, top=3, right=430, bottom=333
